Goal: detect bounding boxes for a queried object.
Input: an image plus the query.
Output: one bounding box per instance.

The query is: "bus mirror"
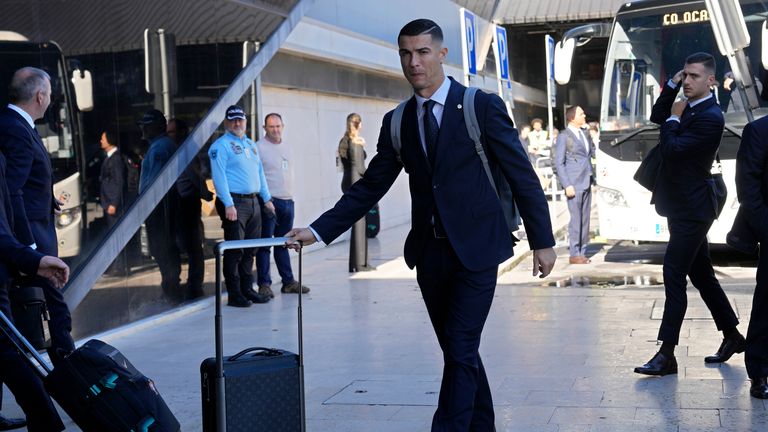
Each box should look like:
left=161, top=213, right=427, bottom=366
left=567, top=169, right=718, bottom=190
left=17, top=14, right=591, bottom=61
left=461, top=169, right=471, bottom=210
left=554, top=38, right=575, bottom=85
left=762, top=21, right=768, bottom=70
left=71, top=68, right=93, bottom=112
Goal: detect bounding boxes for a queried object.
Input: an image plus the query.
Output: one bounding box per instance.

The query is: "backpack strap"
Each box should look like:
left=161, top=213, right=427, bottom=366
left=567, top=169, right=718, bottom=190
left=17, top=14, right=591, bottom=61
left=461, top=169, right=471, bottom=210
left=390, top=100, right=408, bottom=164
left=463, top=87, right=498, bottom=196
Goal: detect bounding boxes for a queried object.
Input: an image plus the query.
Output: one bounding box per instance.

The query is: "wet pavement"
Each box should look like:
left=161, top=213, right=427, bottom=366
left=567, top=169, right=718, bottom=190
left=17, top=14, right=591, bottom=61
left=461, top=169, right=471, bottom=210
left=4, top=199, right=768, bottom=431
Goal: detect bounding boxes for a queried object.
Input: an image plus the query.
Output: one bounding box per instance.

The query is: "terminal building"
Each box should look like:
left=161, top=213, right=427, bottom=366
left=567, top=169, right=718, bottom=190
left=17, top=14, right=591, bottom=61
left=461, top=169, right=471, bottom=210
left=0, top=0, right=626, bottom=336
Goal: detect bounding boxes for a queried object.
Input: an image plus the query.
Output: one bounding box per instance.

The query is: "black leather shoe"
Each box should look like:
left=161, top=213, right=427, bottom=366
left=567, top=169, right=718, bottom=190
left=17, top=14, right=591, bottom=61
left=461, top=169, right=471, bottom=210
left=750, top=377, right=768, bottom=399
left=634, top=351, right=678, bottom=376
left=705, top=333, right=746, bottom=363
left=243, top=290, right=271, bottom=304
left=227, top=295, right=252, bottom=308
left=0, top=414, right=26, bottom=431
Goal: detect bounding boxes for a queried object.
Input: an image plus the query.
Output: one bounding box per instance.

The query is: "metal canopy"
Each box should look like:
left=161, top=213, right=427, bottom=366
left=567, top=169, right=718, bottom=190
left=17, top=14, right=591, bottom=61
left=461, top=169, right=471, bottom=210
left=0, top=0, right=299, bottom=54
left=454, top=0, right=629, bottom=24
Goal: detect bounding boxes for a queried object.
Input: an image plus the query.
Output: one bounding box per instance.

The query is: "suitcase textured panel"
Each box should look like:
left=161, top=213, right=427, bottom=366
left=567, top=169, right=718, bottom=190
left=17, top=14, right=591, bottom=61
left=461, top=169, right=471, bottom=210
left=201, top=348, right=301, bottom=431
left=203, top=237, right=306, bottom=432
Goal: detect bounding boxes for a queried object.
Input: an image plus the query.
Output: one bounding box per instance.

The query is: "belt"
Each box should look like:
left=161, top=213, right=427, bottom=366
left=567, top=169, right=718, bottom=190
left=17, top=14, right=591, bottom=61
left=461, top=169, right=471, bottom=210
left=231, top=192, right=259, bottom=199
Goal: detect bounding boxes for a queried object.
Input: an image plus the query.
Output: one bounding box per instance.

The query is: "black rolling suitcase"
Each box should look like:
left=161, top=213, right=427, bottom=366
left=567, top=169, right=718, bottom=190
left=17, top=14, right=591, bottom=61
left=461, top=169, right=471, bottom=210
left=0, top=311, right=180, bottom=431
left=201, top=237, right=306, bottom=432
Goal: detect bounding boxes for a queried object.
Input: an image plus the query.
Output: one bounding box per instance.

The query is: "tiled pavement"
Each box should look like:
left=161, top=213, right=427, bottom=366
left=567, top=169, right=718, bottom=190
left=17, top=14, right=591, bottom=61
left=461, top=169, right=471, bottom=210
left=5, top=200, right=767, bottom=431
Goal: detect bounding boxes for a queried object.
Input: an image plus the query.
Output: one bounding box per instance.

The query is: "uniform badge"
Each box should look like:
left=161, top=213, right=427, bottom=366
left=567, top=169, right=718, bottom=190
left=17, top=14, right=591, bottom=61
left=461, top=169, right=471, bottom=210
left=211, top=149, right=217, bottom=159
left=230, top=141, right=243, bottom=154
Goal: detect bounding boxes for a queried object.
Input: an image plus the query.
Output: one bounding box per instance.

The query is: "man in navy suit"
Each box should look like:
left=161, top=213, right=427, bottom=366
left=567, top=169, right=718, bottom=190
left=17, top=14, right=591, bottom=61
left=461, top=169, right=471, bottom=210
left=635, top=53, right=744, bottom=376
left=734, top=114, right=768, bottom=399
left=554, top=105, right=595, bottom=264
left=288, top=19, right=556, bottom=431
left=0, top=151, right=68, bottom=431
left=99, top=130, right=127, bottom=275
left=0, top=67, right=75, bottom=364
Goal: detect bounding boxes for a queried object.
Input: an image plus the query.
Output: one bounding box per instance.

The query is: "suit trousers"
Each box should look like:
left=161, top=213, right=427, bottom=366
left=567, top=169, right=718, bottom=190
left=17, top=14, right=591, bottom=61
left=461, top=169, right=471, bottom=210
left=216, top=196, right=261, bottom=297
left=746, top=248, right=768, bottom=379
left=566, top=188, right=591, bottom=257
left=29, top=217, right=75, bottom=363
left=658, top=218, right=739, bottom=344
left=0, top=282, right=64, bottom=431
left=416, top=236, right=497, bottom=432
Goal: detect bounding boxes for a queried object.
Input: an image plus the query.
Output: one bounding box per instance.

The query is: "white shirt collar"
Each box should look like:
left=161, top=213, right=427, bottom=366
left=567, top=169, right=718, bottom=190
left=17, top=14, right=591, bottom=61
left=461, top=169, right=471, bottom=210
left=688, top=93, right=713, bottom=108
left=106, top=147, right=118, bottom=158
left=7, top=104, right=35, bottom=129
left=414, top=77, right=450, bottom=110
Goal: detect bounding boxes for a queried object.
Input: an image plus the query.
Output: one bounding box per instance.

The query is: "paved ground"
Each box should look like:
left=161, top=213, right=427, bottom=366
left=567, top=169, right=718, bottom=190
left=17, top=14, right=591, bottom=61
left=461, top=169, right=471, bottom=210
left=5, top=199, right=768, bottom=431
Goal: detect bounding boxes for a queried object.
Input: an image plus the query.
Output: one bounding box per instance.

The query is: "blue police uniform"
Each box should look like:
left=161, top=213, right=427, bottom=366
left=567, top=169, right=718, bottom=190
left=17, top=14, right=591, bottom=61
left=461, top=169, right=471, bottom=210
left=209, top=131, right=272, bottom=305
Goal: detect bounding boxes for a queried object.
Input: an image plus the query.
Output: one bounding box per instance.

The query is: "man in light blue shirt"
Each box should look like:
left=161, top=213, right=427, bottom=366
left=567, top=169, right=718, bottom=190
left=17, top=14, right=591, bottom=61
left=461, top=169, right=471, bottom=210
left=209, top=105, right=274, bottom=307
left=137, top=109, right=182, bottom=302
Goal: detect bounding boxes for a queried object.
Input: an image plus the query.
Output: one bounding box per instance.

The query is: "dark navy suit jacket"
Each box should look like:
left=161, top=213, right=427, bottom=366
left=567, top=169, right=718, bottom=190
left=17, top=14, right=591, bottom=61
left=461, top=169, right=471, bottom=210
left=650, top=83, right=724, bottom=221
left=735, top=116, right=768, bottom=241
left=99, top=149, right=125, bottom=212
left=0, top=107, right=56, bottom=251
left=311, top=78, right=555, bottom=272
left=0, top=153, right=44, bottom=284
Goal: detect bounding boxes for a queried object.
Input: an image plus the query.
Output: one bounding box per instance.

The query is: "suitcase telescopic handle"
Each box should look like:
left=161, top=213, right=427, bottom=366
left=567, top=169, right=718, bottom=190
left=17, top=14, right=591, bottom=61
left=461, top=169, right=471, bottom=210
left=213, top=237, right=305, bottom=432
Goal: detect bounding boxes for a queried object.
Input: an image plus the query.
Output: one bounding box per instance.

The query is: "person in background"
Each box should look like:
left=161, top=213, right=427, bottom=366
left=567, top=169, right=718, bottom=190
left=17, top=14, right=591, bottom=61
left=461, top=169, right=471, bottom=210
left=168, top=118, right=213, bottom=300
left=634, top=52, right=745, bottom=376
left=208, top=105, right=274, bottom=307
left=98, top=129, right=127, bottom=276
left=137, top=109, right=182, bottom=303
left=337, top=113, right=372, bottom=272
left=255, top=113, right=309, bottom=296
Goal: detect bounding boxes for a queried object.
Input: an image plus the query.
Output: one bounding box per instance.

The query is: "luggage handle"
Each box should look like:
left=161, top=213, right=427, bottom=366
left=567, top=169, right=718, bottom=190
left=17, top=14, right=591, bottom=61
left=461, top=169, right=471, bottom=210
left=228, top=346, right=282, bottom=361
left=213, top=237, right=305, bottom=432
left=0, top=308, right=53, bottom=376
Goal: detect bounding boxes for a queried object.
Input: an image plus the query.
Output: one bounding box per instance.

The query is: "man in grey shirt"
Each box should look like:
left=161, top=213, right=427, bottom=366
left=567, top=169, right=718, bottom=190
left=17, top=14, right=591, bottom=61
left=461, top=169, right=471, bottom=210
left=255, top=113, right=309, bottom=297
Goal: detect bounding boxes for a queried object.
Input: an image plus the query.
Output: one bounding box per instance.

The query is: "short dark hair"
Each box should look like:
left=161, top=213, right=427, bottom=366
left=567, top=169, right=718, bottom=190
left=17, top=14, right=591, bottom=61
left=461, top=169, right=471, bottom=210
left=9, top=67, right=50, bottom=104
left=264, top=113, right=282, bottom=125
left=565, top=106, right=581, bottom=122
left=686, top=52, right=716, bottom=75
left=398, top=19, right=443, bottom=43
left=102, top=129, right=119, bottom=147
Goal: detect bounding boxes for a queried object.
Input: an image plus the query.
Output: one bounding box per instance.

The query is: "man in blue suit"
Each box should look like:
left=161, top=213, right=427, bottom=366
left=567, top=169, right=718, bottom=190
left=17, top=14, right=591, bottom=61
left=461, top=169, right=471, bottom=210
left=733, top=113, right=768, bottom=399
left=0, top=151, right=69, bottom=431
left=0, top=67, right=75, bottom=364
left=635, top=53, right=744, bottom=376
left=288, top=19, right=556, bottom=431
left=554, top=105, right=594, bottom=264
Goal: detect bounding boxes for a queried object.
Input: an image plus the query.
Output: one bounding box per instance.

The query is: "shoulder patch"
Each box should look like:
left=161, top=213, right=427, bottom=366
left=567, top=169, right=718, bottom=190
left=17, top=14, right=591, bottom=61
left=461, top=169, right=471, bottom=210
left=211, top=149, right=217, bottom=159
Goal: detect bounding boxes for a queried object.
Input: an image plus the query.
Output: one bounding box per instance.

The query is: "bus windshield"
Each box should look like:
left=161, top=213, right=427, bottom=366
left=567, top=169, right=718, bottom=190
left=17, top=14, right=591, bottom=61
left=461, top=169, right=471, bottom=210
left=0, top=41, right=78, bottom=183
left=601, top=0, right=768, bottom=132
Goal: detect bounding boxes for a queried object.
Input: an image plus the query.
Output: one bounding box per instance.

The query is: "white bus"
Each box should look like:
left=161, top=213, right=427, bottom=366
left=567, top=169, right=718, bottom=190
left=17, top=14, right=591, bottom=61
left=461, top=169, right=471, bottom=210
left=556, top=0, right=768, bottom=243
left=0, top=33, right=93, bottom=257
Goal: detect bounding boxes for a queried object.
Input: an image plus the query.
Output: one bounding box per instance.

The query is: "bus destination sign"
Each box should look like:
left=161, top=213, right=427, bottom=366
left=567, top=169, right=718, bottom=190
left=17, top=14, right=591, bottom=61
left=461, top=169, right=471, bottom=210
left=663, top=9, right=709, bottom=26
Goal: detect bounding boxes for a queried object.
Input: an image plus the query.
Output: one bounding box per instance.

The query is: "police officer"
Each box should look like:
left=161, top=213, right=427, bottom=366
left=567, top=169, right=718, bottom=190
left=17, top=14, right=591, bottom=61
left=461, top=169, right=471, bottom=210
left=209, top=105, right=274, bottom=307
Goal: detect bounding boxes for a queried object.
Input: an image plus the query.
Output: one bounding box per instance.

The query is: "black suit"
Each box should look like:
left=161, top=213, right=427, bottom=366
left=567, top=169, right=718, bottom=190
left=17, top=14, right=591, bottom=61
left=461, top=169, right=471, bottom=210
left=650, top=83, right=739, bottom=345
left=0, top=153, right=64, bottom=431
left=312, top=78, right=554, bottom=430
left=100, top=148, right=127, bottom=273
left=735, top=116, right=768, bottom=380
left=0, top=106, right=74, bottom=363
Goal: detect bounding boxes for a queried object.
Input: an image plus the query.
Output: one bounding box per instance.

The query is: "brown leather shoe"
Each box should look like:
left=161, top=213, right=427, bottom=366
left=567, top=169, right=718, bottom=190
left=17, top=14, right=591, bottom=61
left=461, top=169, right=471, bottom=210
left=569, top=255, right=589, bottom=264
